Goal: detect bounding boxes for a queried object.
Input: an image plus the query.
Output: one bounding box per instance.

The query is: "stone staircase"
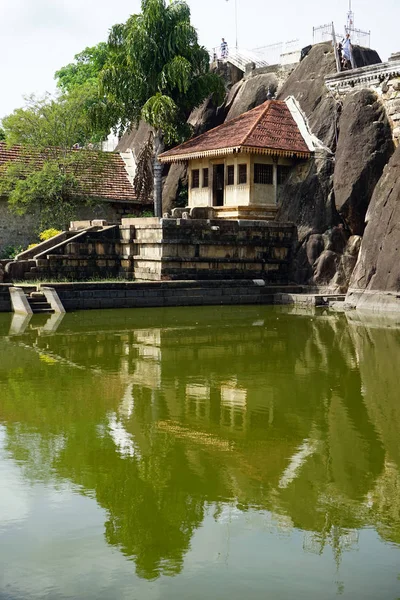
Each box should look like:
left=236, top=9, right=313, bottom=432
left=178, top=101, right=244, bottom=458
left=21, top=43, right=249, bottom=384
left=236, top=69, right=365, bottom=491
left=9, top=286, right=65, bottom=316
left=26, top=291, right=54, bottom=314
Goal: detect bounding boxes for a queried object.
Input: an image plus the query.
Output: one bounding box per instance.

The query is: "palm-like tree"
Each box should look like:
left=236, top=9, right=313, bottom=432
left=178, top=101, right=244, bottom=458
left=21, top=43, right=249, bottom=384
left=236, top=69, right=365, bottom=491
left=102, top=0, right=224, bottom=216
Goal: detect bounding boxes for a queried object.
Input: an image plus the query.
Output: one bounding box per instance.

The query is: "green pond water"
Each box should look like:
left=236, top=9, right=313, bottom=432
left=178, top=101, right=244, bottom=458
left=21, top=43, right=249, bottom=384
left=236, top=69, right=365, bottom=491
left=0, top=306, right=400, bottom=600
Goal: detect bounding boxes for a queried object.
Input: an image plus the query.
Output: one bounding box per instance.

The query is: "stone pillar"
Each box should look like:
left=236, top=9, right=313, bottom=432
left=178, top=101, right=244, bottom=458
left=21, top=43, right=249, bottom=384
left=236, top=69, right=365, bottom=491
left=273, top=163, right=278, bottom=204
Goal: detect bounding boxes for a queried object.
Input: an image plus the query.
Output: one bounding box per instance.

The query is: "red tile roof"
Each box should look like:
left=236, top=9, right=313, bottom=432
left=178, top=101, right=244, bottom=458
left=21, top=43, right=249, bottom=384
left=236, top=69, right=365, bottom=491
left=0, top=143, right=145, bottom=204
left=159, top=100, right=312, bottom=162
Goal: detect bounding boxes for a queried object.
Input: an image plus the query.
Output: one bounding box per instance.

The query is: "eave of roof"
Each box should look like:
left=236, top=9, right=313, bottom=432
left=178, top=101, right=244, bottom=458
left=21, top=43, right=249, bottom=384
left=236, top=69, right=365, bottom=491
left=160, top=145, right=311, bottom=163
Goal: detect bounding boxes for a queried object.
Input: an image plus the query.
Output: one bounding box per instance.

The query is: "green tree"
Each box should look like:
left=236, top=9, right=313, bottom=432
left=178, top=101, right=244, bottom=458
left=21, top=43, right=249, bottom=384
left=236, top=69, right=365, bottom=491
left=55, top=43, right=109, bottom=93
left=0, top=127, right=5, bottom=141
left=54, top=43, right=114, bottom=143
left=0, top=89, right=109, bottom=230
left=102, top=0, right=224, bottom=216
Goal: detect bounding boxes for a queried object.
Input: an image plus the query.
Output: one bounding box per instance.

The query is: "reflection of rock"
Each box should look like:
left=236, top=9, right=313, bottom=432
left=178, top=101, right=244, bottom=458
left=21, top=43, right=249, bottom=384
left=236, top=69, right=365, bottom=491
left=348, top=318, right=400, bottom=469
left=2, top=309, right=400, bottom=580
left=334, top=89, right=394, bottom=236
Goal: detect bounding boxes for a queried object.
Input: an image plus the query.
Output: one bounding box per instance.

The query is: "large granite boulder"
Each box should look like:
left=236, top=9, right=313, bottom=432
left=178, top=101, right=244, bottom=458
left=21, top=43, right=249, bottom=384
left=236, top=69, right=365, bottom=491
left=116, top=121, right=153, bottom=154
left=277, top=154, right=338, bottom=241
left=334, top=89, right=394, bottom=236
left=162, top=163, right=188, bottom=214
left=276, top=155, right=341, bottom=284
left=347, top=144, right=400, bottom=303
left=226, top=72, right=279, bottom=121
left=277, top=42, right=339, bottom=149
left=188, top=94, right=227, bottom=136
left=352, top=46, right=381, bottom=68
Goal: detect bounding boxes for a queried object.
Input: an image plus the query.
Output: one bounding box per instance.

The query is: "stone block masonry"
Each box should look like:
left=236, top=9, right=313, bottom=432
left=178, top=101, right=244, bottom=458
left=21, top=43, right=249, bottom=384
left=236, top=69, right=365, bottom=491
left=4, top=217, right=297, bottom=284
left=0, top=284, right=12, bottom=312
left=120, top=218, right=297, bottom=282
left=11, top=281, right=299, bottom=312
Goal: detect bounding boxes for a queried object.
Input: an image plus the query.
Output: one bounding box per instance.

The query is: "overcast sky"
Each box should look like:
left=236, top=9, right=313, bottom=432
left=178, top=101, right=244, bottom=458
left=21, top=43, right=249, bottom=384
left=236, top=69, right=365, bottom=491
left=1, top=0, right=399, bottom=122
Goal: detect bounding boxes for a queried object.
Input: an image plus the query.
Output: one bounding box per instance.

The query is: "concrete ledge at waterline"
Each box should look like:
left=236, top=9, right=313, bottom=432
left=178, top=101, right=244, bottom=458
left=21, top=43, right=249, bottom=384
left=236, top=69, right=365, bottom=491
left=9, top=287, right=33, bottom=314
left=346, top=289, right=400, bottom=313
left=40, top=287, right=66, bottom=314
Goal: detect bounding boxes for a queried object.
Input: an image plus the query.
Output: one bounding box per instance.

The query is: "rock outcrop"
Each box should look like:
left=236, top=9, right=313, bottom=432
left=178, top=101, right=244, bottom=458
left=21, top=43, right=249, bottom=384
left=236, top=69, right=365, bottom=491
left=276, top=44, right=391, bottom=290
left=346, top=145, right=400, bottom=309
left=225, top=72, right=279, bottom=121
left=333, top=89, right=394, bottom=236
left=116, top=121, right=153, bottom=154
left=277, top=42, right=339, bottom=150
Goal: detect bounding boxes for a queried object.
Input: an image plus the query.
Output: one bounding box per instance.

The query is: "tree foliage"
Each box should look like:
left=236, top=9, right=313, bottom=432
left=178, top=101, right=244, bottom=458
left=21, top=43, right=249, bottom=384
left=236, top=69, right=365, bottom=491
left=2, top=88, right=97, bottom=149
left=0, top=127, right=5, bottom=141
left=101, top=0, right=224, bottom=144
left=55, top=43, right=109, bottom=93
left=0, top=91, right=110, bottom=230
left=54, top=43, right=115, bottom=143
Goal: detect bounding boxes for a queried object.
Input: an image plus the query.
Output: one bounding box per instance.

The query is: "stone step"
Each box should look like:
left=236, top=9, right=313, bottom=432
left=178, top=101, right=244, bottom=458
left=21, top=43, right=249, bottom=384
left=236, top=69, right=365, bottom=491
left=30, top=307, right=55, bottom=314
left=28, top=296, right=47, bottom=303
left=26, top=292, right=54, bottom=314
left=28, top=300, right=52, bottom=310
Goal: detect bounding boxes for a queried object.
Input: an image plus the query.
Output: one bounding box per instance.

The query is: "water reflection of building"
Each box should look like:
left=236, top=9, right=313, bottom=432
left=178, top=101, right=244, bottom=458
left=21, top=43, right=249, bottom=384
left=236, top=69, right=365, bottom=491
left=1, top=309, right=400, bottom=579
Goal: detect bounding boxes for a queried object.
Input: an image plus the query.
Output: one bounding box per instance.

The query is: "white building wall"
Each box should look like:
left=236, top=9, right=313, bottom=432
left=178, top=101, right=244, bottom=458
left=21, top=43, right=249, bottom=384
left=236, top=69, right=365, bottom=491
left=188, top=154, right=294, bottom=208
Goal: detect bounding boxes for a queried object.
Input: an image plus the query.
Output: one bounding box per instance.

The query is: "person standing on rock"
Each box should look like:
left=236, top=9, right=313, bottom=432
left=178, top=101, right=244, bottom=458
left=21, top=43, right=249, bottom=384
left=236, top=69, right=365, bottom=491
left=221, top=38, right=228, bottom=61
left=342, top=33, right=352, bottom=70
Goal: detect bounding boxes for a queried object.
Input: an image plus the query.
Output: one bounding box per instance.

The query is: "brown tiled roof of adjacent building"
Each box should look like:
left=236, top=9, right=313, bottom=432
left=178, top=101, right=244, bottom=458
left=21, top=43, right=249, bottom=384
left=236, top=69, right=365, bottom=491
left=159, top=100, right=312, bottom=162
left=0, top=142, right=144, bottom=204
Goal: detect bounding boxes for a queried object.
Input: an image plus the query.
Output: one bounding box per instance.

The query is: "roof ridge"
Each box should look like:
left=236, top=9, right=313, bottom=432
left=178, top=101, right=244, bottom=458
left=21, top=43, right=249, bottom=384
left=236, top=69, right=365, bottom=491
left=159, top=101, right=271, bottom=157
left=240, top=100, right=273, bottom=146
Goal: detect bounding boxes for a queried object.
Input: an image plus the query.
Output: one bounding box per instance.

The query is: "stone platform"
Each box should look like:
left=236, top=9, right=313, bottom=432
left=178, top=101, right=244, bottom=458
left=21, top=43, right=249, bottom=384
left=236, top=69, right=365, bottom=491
left=120, top=217, right=297, bottom=282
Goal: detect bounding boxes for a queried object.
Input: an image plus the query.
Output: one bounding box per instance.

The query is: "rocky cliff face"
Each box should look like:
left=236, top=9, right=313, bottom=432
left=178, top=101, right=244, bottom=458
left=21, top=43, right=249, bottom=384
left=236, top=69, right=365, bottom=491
left=333, top=89, right=394, bottom=236
left=346, top=144, right=400, bottom=309
left=275, top=43, right=393, bottom=292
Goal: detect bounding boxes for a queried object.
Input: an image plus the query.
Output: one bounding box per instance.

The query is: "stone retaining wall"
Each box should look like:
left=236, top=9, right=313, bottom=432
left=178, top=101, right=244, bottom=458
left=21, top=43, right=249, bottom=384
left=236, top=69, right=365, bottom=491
left=120, top=218, right=297, bottom=282
left=44, top=281, right=289, bottom=311
left=0, top=281, right=302, bottom=312
left=0, top=284, right=12, bottom=312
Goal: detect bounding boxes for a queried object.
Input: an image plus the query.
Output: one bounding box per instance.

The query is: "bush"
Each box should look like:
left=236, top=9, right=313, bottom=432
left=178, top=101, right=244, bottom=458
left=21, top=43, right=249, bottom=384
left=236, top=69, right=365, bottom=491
left=0, top=245, right=23, bottom=259
left=39, top=228, right=62, bottom=242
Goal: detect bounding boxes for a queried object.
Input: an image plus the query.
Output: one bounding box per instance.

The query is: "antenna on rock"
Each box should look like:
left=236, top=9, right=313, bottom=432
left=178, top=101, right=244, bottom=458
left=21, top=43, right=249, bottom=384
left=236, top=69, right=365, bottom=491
left=346, top=0, right=355, bottom=34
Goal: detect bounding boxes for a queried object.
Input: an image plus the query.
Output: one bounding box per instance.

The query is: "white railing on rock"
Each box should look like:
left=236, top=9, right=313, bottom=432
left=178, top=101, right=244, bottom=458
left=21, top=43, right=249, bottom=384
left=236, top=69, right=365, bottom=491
left=211, top=46, right=269, bottom=71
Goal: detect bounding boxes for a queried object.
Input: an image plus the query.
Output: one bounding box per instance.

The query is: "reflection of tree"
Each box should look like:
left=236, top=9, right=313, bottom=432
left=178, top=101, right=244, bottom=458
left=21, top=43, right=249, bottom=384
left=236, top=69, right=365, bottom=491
left=0, top=309, right=399, bottom=580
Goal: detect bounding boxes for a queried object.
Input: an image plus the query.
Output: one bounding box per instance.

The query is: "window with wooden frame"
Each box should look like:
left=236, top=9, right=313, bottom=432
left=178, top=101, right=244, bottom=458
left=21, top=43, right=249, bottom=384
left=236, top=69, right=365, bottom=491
left=227, top=165, right=235, bottom=185
left=277, top=166, right=291, bottom=185
left=191, top=169, right=200, bottom=188
left=202, top=168, right=209, bottom=187
left=238, top=164, right=247, bottom=184
left=254, top=163, right=273, bottom=184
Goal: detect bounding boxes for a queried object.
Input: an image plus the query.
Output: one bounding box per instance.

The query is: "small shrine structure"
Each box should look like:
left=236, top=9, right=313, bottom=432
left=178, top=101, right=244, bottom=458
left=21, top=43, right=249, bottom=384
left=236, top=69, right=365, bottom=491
left=159, top=97, right=315, bottom=220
